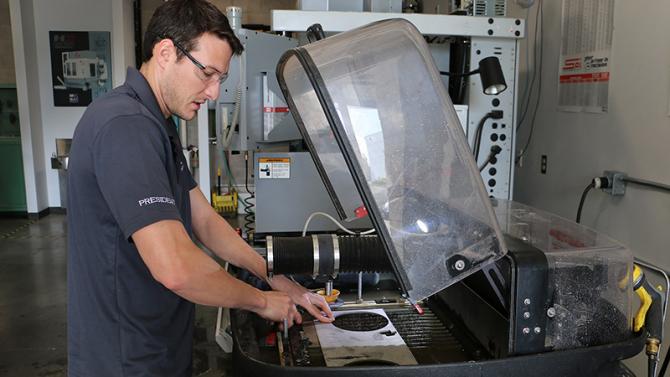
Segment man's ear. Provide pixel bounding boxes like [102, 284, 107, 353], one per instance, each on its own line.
[153, 39, 174, 70]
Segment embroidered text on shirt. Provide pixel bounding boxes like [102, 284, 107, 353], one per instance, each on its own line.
[138, 196, 176, 207]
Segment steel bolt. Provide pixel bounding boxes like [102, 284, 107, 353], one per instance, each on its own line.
[522, 327, 530, 334]
[523, 312, 531, 319]
[547, 307, 556, 318]
[454, 260, 466, 271]
[523, 298, 531, 305]
[534, 327, 541, 334]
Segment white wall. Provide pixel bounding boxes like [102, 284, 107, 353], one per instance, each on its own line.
[33, 0, 113, 207]
[112, 0, 136, 88]
[509, 1, 670, 373]
[512, 0, 670, 274]
[10, 0, 134, 212]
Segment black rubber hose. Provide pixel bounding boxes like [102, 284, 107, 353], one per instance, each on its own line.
[575, 181, 595, 224]
[268, 235, 392, 276]
[339, 235, 391, 273]
[272, 237, 314, 276]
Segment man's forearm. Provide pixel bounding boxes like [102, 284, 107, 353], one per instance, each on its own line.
[167, 240, 268, 310]
[195, 213, 268, 281]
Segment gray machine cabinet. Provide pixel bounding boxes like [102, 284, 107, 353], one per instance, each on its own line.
[217, 29, 301, 152]
[254, 152, 372, 234]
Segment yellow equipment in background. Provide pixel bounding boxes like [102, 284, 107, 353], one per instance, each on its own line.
[212, 168, 238, 216]
[212, 189, 238, 216]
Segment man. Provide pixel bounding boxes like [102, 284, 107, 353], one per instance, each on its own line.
[67, 1, 333, 376]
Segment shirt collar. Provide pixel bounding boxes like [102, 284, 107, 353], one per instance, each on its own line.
[124, 66, 169, 124]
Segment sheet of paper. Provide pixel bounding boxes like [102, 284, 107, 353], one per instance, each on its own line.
[558, 0, 615, 113]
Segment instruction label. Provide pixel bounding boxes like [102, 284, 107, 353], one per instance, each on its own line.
[258, 158, 290, 179]
[558, 0, 614, 113]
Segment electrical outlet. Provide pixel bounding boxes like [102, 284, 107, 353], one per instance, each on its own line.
[602, 170, 627, 196]
[540, 155, 547, 174]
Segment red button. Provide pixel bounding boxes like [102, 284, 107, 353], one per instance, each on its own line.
[354, 206, 368, 218]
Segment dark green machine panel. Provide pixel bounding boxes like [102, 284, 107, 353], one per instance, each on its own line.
[0, 86, 20, 137]
[0, 86, 26, 212]
[0, 137, 27, 212]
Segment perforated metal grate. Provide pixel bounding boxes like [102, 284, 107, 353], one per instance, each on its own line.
[332, 312, 389, 332]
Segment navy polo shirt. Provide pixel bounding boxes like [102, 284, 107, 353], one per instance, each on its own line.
[67, 67, 198, 377]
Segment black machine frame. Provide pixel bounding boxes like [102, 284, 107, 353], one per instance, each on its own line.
[231, 236, 645, 376]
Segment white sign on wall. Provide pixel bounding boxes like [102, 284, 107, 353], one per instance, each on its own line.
[557, 0, 614, 113]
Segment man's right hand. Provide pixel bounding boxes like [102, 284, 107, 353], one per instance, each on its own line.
[256, 291, 301, 327]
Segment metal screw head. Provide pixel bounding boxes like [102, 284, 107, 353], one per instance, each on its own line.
[523, 298, 531, 305]
[547, 307, 556, 318]
[522, 327, 530, 334]
[454, 260, 466, 271]
[523, 312, 531, 319]
[534, 327, 541, 334]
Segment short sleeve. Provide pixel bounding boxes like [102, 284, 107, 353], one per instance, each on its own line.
[93, 115, 182, 240]
[179, 156, 198, 191]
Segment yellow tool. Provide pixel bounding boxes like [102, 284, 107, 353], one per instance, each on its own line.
[633, 264, 652, 332]
[632, 264, 664, 377]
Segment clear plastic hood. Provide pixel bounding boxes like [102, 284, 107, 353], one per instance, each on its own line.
[277, 19, 506, 301]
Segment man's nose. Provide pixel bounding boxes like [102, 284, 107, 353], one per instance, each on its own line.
[203, 80, 220, 101]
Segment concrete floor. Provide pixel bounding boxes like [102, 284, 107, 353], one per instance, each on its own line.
[0, 214, 233, 376]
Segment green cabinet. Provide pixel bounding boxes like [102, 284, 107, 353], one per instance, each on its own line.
[0, 137, 27, 212]
[0, 86, 26, 212]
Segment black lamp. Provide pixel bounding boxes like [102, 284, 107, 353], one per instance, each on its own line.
[440, 56, 507, 95]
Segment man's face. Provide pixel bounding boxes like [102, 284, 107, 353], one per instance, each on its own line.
[161, 32, 233, 120]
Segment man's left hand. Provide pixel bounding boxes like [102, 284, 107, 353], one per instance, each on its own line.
[269, 275, 335, 323]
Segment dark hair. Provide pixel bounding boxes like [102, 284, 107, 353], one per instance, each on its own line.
[142, 0, 244, 63]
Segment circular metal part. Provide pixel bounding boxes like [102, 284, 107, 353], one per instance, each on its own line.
[332, 234, 340, 278]
[523, 298, 531, 305]
[534, 327, 541, 334]
[312, 235, 319, 277]
[522, 327, 530, 335]
[333, 312, 389, 332]
[547, 307, 556, 318]
[523, 312, 530, 319]
[454, 260, 466, 271]
[266, 236, 274, 275]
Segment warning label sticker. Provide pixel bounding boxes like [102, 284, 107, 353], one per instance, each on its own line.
[258, 158, 290, 179]
[557, 0, 614, 113]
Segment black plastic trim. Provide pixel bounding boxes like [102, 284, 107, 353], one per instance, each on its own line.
[275, 49, 347, 220]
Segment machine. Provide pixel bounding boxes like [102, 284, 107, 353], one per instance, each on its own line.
[226, 19, 660, 377]
[195, 6, 524, 231]
[59, 51, 109, 95]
